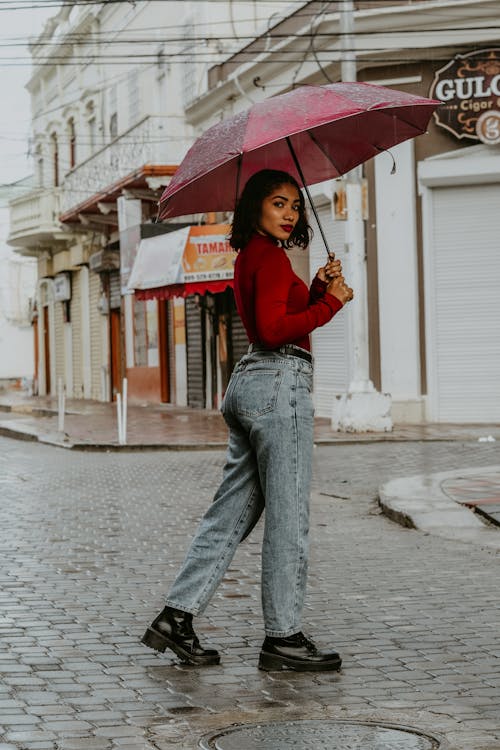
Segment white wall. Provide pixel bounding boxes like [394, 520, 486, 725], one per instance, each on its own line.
[0, 203, 36, 379]
[374, 140, 422, 419]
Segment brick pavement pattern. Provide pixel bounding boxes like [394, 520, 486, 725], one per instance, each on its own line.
[0, 435, 499, 750]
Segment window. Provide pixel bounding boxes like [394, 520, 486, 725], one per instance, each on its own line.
[67, 117, 76, 168]
[51, 132, 59, 187]
[35, 144, 44, 187]
[86, 101, 96, 154]
[109, 112, 118, 139]
[108, 84, 118, 140]
[127, 70, 140, 126]
[181, 19, 197, 106]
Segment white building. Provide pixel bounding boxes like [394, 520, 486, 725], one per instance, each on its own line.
[9, 0, 292, 405]
[0, 183, 36, 385]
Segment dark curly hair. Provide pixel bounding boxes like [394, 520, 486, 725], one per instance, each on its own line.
[229, 169, 312, 251]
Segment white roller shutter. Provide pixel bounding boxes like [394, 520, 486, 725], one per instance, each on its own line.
[429, 183, 500, 422]
[309, 202, 350, 417]
[89, 272, 102, 400]
[70, 270, 83, 399]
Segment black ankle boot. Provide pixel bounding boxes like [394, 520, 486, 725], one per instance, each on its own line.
[141, 606, 220, 666]
[258, 631, 341, 672]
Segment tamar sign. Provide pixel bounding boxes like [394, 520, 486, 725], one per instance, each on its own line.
[430, 49, 500, 145]
[182, 225, 234, 283]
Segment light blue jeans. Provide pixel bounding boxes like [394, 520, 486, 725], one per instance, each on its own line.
[165, 348, 314, 637]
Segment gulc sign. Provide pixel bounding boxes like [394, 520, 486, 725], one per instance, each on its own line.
[430, 49, 500, 143]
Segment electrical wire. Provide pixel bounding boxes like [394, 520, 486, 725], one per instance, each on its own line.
[3, 26, 498, 45]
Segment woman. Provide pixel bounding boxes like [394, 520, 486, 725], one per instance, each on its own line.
[142, 169, 353, 671]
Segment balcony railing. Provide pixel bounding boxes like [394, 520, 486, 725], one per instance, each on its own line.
[8, 188, 63, 251]
[60, 116, 187, 214]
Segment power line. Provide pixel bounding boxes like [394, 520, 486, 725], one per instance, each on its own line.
[3, 26, 498, 45]
[0, 47, 491, 66]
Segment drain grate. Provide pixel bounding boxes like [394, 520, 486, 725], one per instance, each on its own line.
[199, 719, 441, 750]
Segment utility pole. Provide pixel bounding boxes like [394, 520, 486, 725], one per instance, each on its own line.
[331, 0, 392, 431]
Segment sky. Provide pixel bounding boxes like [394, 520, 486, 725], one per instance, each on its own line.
[1, 0, 56, 188]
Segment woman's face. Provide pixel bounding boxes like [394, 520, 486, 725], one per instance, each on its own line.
[257, 182, 301, 242]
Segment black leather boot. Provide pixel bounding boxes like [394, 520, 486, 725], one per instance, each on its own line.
[258, 631, 342, 672]
[141, 606, 220, 666]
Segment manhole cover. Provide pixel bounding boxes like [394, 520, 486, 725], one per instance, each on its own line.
[199, 720, 441, 750]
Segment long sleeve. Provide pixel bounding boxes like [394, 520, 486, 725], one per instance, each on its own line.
[309, 275, 327, 303]
[254, 247, 343, 349]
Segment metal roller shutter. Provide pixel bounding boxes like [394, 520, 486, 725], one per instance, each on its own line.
[429, 183, 500, 422]
[89, 272, 102, 401]
[109, 270, 121, 309]
[309, 202, 350, 417]
[54, 300, 64, 387]
[70, 269, 83, 399]
[186, 295, 205, 408]
[230, 303, 249, 367]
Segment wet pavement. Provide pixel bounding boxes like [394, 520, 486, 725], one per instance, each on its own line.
[0, 435, 499, 749]
[1, 390, 500, 449]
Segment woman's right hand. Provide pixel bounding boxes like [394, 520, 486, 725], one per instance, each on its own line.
[326, 274, 354, 306]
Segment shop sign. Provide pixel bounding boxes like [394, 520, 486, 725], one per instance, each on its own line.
[128, 224, 235, 293]
[54, 272, 71, 302]
[182, 225, 234, 283]
[430, 49, 500, 144]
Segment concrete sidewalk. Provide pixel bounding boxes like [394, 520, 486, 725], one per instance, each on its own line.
[379, 466, 500, 549]
[1, 389, 500, 450]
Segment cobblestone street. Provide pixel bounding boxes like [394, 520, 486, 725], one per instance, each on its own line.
[0, 435, 499, 750]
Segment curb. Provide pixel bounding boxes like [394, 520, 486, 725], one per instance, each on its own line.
[379, 466, 500, 549]
[0, 423, 227, 452]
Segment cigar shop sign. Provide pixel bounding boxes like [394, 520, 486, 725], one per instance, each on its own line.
[430, 49, 500, 145]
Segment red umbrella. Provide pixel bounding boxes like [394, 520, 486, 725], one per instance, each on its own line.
[159, 82, 438, 249]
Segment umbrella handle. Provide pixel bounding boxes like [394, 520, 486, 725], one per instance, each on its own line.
[285, 136, 331, 259]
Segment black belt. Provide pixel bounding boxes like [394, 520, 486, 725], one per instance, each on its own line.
[249, 343, 312, 364]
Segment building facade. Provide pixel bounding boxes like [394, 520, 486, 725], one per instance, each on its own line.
[9, 0, 288, 405]
[184, 0, 500, 424]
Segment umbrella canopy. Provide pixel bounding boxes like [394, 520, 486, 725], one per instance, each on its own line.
[159, 82, 439, 221]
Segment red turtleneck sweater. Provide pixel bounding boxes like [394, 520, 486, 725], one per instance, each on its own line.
[233, 233, 343, 352]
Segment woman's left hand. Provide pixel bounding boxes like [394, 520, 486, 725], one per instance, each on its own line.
[317, 255, 342, 283]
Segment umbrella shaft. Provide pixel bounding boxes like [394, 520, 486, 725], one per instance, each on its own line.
[285, 137, 331, 258]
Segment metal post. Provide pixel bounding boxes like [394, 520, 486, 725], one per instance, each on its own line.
[340, 0, 356, 84]
[57, 377, 65, 434]
[116, 393, 123, 445]
[122, 378, 128, 445]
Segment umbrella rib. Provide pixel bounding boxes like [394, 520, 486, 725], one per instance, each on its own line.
[306, 130, 343, 175]
[235, 153, 243, 207]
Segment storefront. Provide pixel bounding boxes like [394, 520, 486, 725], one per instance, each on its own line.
[129, 223, 248, 409]
[359, 47, 500, 423]
[58, 165, 178, 404]
[419, 146, 500, 422]
[421, 49, 500, 422]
